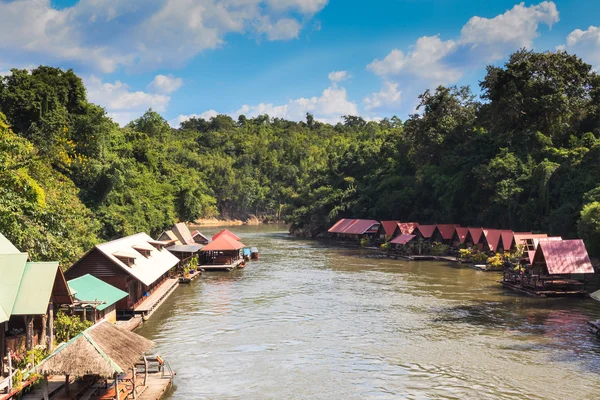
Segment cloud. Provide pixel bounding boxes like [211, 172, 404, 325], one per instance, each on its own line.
[0, 0, 328, 73]
[85, 75, 171, 126]
[367, 1, 559, 85]
[148, 74, 183, 94]
[561, 26, 600, 70]
[174, 75, 357, 126]
[169, 110, 219, 127]
[363, 81, 401, 111]
[328, 70, 350, 82]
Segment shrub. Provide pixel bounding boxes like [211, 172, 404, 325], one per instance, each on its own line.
[54, 312, 93, 343]
[486, 253, 504, 268]
[432, 242, 449, 256]
[359, 237, 370, 247]
[380, 242, 391, 250]
[472, 251, 488, 263]
[459, 248, 472, 259]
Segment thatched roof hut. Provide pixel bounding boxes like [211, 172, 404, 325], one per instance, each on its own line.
[37, 320, 154, 378]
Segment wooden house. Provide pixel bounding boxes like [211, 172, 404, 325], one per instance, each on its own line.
[191, 230, 210, 244]
[66, 274, 128, 324]
[499, 230, 516, 253]
[390, 234, 416, 253]
[64, 233, 179, 314]
[482, 229, 502, 253]
[452, 227, 469, 248]
[212, 229, 241, 241]
[464, 227, 484, 250]
[377, 221, 400, 241]
[502, 239, 595, 296]
[412, 225, 437, 241]
[327, 219, 380, 241]
[199, 235, 246, 271]
[390, 222, 419, 240]
[436, 224, 460, 245]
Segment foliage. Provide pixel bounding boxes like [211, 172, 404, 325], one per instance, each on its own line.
[54, 312, 92, 343]
[380, 242, 391, 250]
[486, 253, 504, 268]
[472, 251, 488, 263]
[431, 242, 449, 256]
[359, 237, 370, 247]
[459, 248, 472, 260]
[578, 201, 600, 257]
[12, 369, 23, 388]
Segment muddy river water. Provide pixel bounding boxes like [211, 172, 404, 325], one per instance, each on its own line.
[137, 225, 600, 399]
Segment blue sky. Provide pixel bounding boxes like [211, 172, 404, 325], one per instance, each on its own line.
[1, 0, 600, 126]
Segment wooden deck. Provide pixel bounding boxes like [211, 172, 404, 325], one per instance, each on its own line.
[134, 279, 179, 320]
[500, 281, 588, 297]
[200, 258, 244, 271]
[138, 373, 173, 400]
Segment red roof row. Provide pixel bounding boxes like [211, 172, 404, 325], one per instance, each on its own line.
[328, 219, 380, 235]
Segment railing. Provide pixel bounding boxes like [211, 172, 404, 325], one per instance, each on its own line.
[161, 360, 175, 379]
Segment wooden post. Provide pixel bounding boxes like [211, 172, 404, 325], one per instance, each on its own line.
[115, 373, 120, 400]
[41, 314, 47, 350]
[7, 350, 12, 392]
[143, 356, 148, 386]
[65, 374, 70, 392]
[42, 374, 50, 400]
[25, 316, 33, 351]
[0, 322, 4, 375]
[48, 300, 54, 351]
[83, 307, 87, 323]
[132, 367, 136, 399]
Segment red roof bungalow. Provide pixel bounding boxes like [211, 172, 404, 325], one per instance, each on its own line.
[212, 229, 241, 242]
[412, 225, 437, 241]
[327, 219, 380, 240]
[503, 239, 595, 296]
[464, 228, 484, 250]
[412, 224, 459, 244]
[391, 222, 419, 239]
[377, 220, 400, 241]
[482, 229, 502, 253]
[452, 227, 469, 247]
[436, 224, 460, 245]
[499, 230, 516, 252]
[199, 235, 247, 271]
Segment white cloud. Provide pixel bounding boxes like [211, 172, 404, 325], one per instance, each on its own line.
[0, 0, 328, 73]
[148, 74, 183, 94]
[328, 70, 350, 82]
[170, 110, 219, 127]
[561, 26, 600, 70]
[367, 1, 559, 85]
[363, 81, 401, 111]
[85, 75, 171, 125]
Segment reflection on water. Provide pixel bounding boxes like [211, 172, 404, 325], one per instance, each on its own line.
[136, 225, 600, 399]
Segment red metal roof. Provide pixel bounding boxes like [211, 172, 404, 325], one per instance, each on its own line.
[390, 234, 416, 245]
[414, 225, 436, 239]
[483, 229, 502, 252]
[467, 228, 484, 244]
[380, 220, 401, 236]
[513, 232, 546, 245]
[327, 219, 380, 235]
[454, 227, 469, 243]
[534, 239, 594, 274]
[201, 235, 246, 251]
[436, 224, 460, 240]
[500, 230, 515, 250]
[397, 222, 419, 235]
[212, 229, 241, 241]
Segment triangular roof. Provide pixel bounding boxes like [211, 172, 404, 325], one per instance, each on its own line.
[0, 232, 21, 254]
[327, 219, 380, 235]
[414, 225, 436, 239]
[0, 253, 28, 323]
[436, 224, 460, 240]
[467, 228, 484, 244]
[191, 230, 210, 243]
[483, 229, 502, 252]
[454, 227, 469, 243]
[172, 222, 195, 245]
[157, 230, 181, 245]
[68, 274, 128, 312]
[380, 221, 400, 236]
[513, 232, 546, 246]
[37, 320, 154, 378]
[201, 235, 246, 251]
[212, 229, 241, 241]
[533, 239, 594, 274]
[500, 230, 515, 250]
[390, 234, 416, 245]
[395, 222, 419, 235]
[12, 262, 72, 315]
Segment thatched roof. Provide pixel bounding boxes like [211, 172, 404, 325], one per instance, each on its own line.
[37, 321, 154, 378]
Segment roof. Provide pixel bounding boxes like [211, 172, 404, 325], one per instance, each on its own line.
[250, 247, 259, 253]
[467, 228, 484, 244]
[483, 229, 502, 252]
[0, 232, 20, 254]
[92, 233, 179, 286]
[380, 221, 400, 236]
[436, 224, 459, 240]
[0, 253, 28, 323]
[37, 320, 154, 378]
[172, 222, 195, 245]
[390, 234, 416, 245]
[191, 230, 210, 243]
[12, 262, 65, 315]
[212, 229, 241, 241]
[454, 227, 469, 243]
[327, 219, 380, 235]
[166, 244, 203, 253]
[513, 232, 547, 245]
[534, 239, 594, 274]
[157, 230, 181, 245]
[414, 225, 436, 239]
[68, 274, 128, 312]
[500, 230, 515, 250]
[201, 235, 246, 251]
[396, 222, 419, 235]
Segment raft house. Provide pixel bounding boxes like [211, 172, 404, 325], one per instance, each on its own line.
[327, 219, 380, 242]
[64, 233, 180, 320]
[501, 239, 595, 297]
[199, 230, 247, 271]
[66, 274, 129, 324]
[160, 223, 204, 274]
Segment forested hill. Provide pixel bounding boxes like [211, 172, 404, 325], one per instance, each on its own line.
[1, 49, 600, 266]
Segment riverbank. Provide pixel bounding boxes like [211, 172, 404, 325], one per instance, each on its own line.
[193, 217, 285, 226]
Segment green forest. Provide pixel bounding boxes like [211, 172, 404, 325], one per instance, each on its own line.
[1, 49, 600, 266]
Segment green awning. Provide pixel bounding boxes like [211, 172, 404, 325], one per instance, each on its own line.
[68, 274, 128, 311]
[0, 253, 28, 323]
[12, 262, 60, 315]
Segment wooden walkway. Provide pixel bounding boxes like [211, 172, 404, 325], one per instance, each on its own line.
[200, 258, 244, 271]
[138, 373, 173, 400]
[134, 279, 179, 319]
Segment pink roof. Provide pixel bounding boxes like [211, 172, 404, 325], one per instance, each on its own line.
[534, 239, 594, 274]
[212, 229, 241, 241]
[380, 220, 400, 236]
[436, 224, 460, 240]
[415, 225, 436, 239]
[328, 219, 380, 235]
[201, 235, 246, 251]
[513, 232, 546, 245]
[454, 227, 469, 243]
[483, 229, 502, 252]
[396, 222, 419, 235]
[500, 230, 515, 250]
[467, 228, 484, 244]
[390, 234, 416, 245]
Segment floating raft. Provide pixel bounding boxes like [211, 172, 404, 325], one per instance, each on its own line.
[200, 258, 245, 271]
[499, 281, 588, 297]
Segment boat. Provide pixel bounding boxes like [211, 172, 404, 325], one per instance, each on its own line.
[250, 247, 259, 260]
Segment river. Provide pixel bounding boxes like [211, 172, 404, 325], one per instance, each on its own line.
[137, 224, 600, 399]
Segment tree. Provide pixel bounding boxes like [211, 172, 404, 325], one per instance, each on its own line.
[578, 201, 600, 257]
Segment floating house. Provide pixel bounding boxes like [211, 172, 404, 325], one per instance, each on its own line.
[327, 219, 380, 241]
[199, 235, 247, 271]
[65, 233, 179, 315]
[412, 225, 437, 241]
[499, 230, 516, 252]
[191, 230, 210, 244]
[67, 274, 128, 324]
[158, 223, 204, 265]
[212, 229, 242, 241]
[377, 220, 400, 241]
[482, 229, 502, 253]
[0, 233, 72, 379]
[436, 224, 460, 245]
[464, 227, 484, 250]
[502, 239, 595, 296]
[390, 222, 419, 239]
[452, 227, 469, 247]
[390, 234, 416, 252]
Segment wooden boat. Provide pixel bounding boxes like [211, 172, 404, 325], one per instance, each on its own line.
[250, 247, 259, 260]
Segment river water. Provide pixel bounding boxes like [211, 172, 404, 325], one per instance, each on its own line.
[137, 225, 600, 399]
